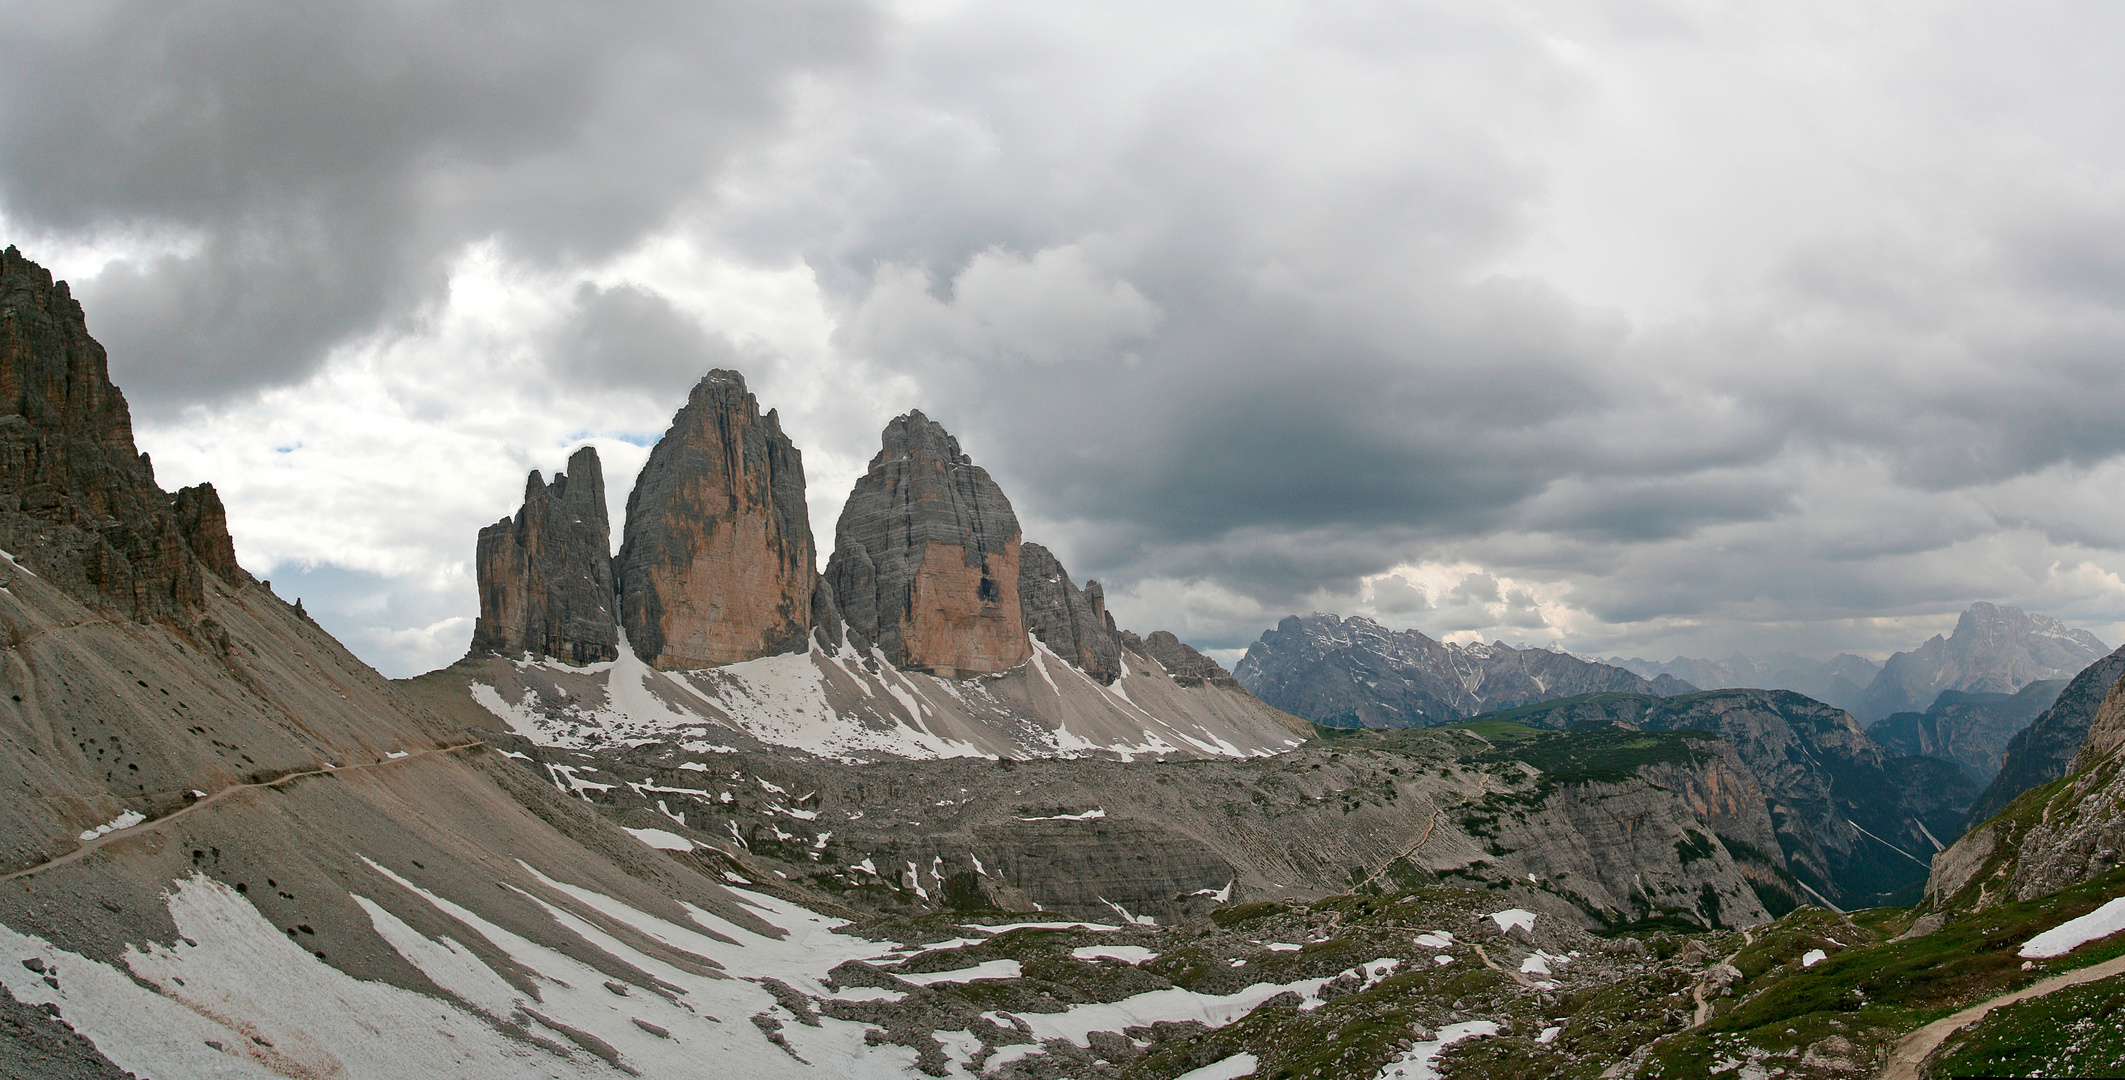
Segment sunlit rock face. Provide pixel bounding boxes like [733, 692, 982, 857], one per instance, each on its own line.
[0, 246, 243, 620]
[827, 411, 1030, 677]
[471, 446, 617, 665]
[616, 370, 818, 669]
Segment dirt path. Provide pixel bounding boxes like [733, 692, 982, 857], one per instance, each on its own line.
[1, 741, 485, 885]
[1878, 951, 2125, 1079]
[1691, 929, 1754, 1027]
[1356, 799, 1442, 894]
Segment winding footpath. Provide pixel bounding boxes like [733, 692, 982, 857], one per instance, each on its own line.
[1877, 951, 2125, 1079]
[0, 741, 485, 885]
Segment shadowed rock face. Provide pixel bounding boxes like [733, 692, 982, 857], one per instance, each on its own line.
[0, 246, 242, 621]
[1966, 646, 2125, 828]
[1017, 541, 1121, 683]
[471, 446, 617, 665]
[827, 411, 1029, 677]
[616, 370, 816, 669]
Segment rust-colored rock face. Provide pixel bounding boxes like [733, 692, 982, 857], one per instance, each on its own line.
[472, 446, 617, 665]
[0, 246, 243, 620]
[826, 411, 1030, 677]
[616, 371, 816, 668]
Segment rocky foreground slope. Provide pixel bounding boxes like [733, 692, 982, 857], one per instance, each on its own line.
[1234, 613, 1693, 728]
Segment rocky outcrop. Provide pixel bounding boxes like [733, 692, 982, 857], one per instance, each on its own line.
[1967, 646, 2125, 828]
[0, 247, 242, 622]
[826, 411, 1029, 677]
[1017, 541, 1121, 682]
[1854, 603, 2108, 722]
[1122, 629, 1241, 689]
[1234, 613, 1688, 727]
[1867, 680, 2066, 785]
[615, 370, 816, 669]
[470, 446, 617, 665]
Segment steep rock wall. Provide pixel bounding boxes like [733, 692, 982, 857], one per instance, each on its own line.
[1017, 541, 1122, 683]
[616, 370, 816, 668]
[826, 411, 1028, 676]
[471, 445, 617, 665]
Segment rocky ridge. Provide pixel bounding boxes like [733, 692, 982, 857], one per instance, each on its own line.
[1967, 644, 2125, 827]
[0, 245, 242, 622]
[1017, 540, 1122, 684]
[471, 445, 619, 665]
[1853, 602, 2107, 722]
[1234, 612, 1692, 728]
[1610, 652, 1882, 717]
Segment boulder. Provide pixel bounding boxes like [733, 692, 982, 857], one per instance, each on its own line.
[615, 370, 816, 668]
[826, 411, 1029, 676]
[471, 445, 617, 665]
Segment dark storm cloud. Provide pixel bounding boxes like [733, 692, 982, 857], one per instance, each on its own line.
[0, 0, 874, 409]
[545, 283, 752, 398]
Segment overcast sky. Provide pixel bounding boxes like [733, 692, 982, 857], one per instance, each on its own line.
[6, 0, 2125, 676]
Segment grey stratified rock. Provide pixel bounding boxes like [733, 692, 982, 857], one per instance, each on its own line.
[0, 246, 244, 621]
[826, 411, 1029, 677]
[616, 371, 817, 669]
[1234, 613, 1686, 727]
[1017, 541, 1121, 683]
[470, 446, 617, 665]
[1853, 603, 2108, 722]
[1967, 646, 2125, 828]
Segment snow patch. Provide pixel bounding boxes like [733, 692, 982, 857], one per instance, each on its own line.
[2020, 896, 2125, 958]
[78, 810, 146, 842]
[1375, 1020, 1499, 1079]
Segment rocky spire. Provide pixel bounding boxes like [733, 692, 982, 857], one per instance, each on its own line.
[826, 411, 1030, 677]
[615, 370, 817, 668]
[0, 246, 242, 620]
[1017, 541, 1122, 683]
[471, 445, 617, 665]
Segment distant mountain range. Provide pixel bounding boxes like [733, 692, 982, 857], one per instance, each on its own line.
[1232, 613, 1693, 728]
[1611, 603, 2108, 726]
[1607, 652, 1881, 716]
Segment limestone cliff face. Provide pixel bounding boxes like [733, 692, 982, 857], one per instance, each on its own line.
[471, 446, 616, 665]
[1017, 541, 1121, 682]
[826, 411, 1029, 676]
[615, 371, 816, 669]
[0, 246, 243, 621]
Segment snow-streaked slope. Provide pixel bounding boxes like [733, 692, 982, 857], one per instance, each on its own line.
[445, 631, 1308, 762]
[0, 847, 1393, 1079]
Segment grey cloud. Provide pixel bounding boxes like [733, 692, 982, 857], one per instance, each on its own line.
[0, 0, 874, 410]
[546, 283, 751, 399]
